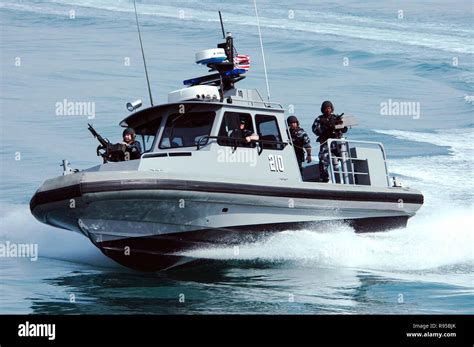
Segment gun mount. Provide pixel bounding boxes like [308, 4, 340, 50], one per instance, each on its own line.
[88, 124, 128, 163]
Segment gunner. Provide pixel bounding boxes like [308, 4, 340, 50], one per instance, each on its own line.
[312, 101, 348, 182]
[122, 127, 142, 160]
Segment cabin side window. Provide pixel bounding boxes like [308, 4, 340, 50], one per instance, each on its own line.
[255, 114, 284, 150]
[136, 116, 162, 153]
[217, 112, 255, 147]
[159, 111, 215, 149]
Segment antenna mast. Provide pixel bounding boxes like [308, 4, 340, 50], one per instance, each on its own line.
[218, 11, 226, 39]
[253, 0, 270, 101]
[133, 0, 154, 106]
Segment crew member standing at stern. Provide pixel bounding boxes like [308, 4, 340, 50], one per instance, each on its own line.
[287, 115, 312, 172]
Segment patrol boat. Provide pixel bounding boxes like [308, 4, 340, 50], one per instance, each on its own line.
[30, 29, 423, 271]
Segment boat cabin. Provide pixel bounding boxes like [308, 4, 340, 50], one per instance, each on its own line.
[117, 86, 391, 188]
[108, 33, 392, 188]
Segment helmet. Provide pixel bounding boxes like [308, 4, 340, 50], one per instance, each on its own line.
[321, 100, 334, 113]
[287, 115, 299, 125]
[123, 127, 136, 139]
[239, 117, 246, 125]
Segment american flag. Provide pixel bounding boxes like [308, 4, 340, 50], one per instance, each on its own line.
[234, 54, 250, 71]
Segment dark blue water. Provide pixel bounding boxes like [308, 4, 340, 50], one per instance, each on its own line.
[1, 0, 473, 314]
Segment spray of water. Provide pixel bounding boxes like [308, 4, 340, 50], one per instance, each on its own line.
[0, 204, 117, 268]
[181, 206, 473, 270]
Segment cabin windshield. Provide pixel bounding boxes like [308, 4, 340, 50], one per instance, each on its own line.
[256, 114, 284, 150]
[135, 116, 163, 153]
[159, 111, 216, 149]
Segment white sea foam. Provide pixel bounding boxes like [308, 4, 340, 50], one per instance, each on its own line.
[373, 129, 474, 205]
[0, 204, 117, 268]
[464, 95, 474, 105]
[181, 206, 474, 273]
[1, 0, 472, 54]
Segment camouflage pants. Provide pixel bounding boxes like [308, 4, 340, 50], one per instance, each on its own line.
[318, 142, 341, 181]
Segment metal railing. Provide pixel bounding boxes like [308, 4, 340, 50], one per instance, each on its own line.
[326, 139, 390, 186]
[228, 98, 284, 109]
[225, 89, 284, 109]
[197, 135, 288, 154]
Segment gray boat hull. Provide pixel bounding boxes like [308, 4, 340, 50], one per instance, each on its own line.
[30, 172, 422, 271]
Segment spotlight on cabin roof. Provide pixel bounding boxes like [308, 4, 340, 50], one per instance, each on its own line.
[126, 99, 142, 112]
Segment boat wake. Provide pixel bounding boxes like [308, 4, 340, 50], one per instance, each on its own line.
[181, 205, 473, 272]
[1, 0, 472, 54]
[0, 203, 118, 268]
[373, 128, 474, 205]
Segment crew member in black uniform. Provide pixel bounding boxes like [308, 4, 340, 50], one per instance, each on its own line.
[312, 100, 347, 182]
[229, 118, 259, 145]
[122, 127, 142, 160]
[287, 115, 312, 172]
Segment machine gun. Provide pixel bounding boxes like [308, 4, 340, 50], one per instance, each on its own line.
[332, 113, 358, 130]
[88, 123, 109, 149]
[87, 124, 127, 163]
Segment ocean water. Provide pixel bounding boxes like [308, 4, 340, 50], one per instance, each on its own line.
[0, 0, 473, 314]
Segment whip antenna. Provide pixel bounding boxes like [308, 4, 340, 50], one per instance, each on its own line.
[253, 0, 270, 101]
[218, 11, 226, 39]
[133, 0, 154, 106]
